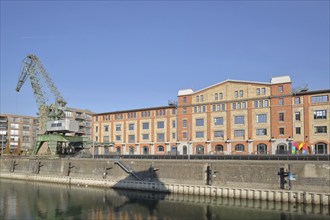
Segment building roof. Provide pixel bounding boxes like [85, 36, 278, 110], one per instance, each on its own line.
[94, 105, 176, 116]
[270, 75, 291, 84]
[178, 76, 292, 96]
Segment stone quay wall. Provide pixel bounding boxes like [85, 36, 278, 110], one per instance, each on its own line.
[0, 157, 329, 205]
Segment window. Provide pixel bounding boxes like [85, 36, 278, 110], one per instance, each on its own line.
[315, 143, 328, 155]
[241, 102, 246, 109]
[196, 131, 204, 138]
[215, 93, 218, 100]
[279, 128, 285, 135]
[104, 125, 109, 132]
[115, 135, 121, 141]
[196, 118, 204, 126]
[239, 90, 243, 97]
[256, 114, 267, 123]
[142, 134, 149, 140]
[157, 121, 165, 129]
[235, 144, 244, 151]
[264, 100, 269, 107]
[172, 133, 176, 139]
[261, 88, 266, 95]
[296, 127, 301, 134]
[295, 112, 301, 121]
[314, 126, 327, 134]
[183, 107, 187, 114]
[256, 88, 260, 95]
[234, 130, 244, 137]
[219, 93, 223, 99]
[158, 146, 164, 152]
[234, 91, 238, 98]
[183, 97, 187, 104]
[183, 120, 187, 128]
[172, 109, 176, 115]
[214, 130, 224, 138]
[157, 133, 165, 142]
[295, 97, 300, 104]
[256, 129, 267, 136]
[129, 123, 134, 131]
[254, 101, 258, 108]
[232, 103, 236, 110]
[259, 100, 263, 108]
[142, 122, 149, 130]
[128, 135, 135, 143]
[22, 136, 29, 142]
[183, 132, 187, 139]
[172, 120, 176, 128]
[23, 125, 30, 130]
[95, 126, 98, 132]
[279, 112, 284, 121]
[234, 116, 244, 124]
[103, 136, 109, 142]
[278, 85, 283, 93]
[196, 95, 199, 102]
[116, 124, 121, 131]
[200, 95, 204, 102]
[214, 117, 223, 125]
[314, 110, 327, 119]
[278, 98, 283, 105]
[215, 145, 223, 152]
[311, 95, 328, 103]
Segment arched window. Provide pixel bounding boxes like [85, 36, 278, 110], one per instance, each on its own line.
[183, 145, 187, 155]
[158, 146, 164, 152]
[143, 146, 149, 155]
[129, 146, 134, 155]
[215, 145, 223, 154]
[257, 144, 267, 154]
[235, 144, 244, 151]
[315, 142, 328, 155]
[196, 145, 204, 155]
[104, 146, 109, 155]
[116, 146, 121, 155]
[276, 143, 287, 154]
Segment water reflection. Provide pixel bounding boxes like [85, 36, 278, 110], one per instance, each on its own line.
[0, 179, 329, 220]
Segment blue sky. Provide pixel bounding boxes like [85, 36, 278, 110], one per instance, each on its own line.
[1, 1, 329, 116]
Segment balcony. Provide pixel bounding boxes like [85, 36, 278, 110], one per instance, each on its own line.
[0, 118, 8, 123]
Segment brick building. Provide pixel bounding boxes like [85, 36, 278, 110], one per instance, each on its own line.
[93, 76, 329, 155]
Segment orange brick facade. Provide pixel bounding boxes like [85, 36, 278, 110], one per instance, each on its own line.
[92, 76, 330, 155]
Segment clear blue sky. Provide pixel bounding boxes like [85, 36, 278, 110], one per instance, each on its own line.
[1, 1, 329, 117]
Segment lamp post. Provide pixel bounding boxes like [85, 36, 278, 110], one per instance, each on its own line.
[1, 135, 4, 158]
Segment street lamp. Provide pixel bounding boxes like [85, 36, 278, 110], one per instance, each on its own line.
[1, 135, 4, 158]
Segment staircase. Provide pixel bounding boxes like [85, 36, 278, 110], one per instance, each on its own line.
[115, 160, 142, 181]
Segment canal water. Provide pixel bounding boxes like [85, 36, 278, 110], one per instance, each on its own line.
[0, 179, 329, 220]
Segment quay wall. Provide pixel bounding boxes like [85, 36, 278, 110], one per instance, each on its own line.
[0, 158, 329, 205]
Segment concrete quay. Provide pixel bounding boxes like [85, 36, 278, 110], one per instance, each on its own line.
[0, 171, 329, 206]
[0, 157, 329, 206]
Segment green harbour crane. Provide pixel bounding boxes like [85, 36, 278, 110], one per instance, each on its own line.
[16, 54, 86, 156]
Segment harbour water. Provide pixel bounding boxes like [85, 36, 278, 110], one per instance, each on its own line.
[0, 178, 329, 220]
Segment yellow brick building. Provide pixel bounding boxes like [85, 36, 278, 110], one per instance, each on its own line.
[93, 76, 329, 155]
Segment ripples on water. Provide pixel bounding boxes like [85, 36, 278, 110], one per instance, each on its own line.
[0, 179, 329, 220]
